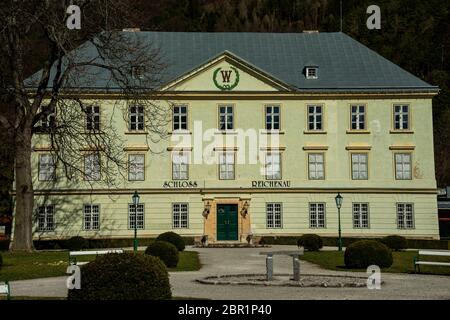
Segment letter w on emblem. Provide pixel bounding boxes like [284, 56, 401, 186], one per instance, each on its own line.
[220, 70, 232, 83]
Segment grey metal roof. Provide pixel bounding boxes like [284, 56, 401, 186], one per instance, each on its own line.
[25, 31, 438, 93]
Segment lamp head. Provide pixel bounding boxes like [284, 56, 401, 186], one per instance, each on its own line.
[335, 192, 343, 209]
[132, 190, 140, 206]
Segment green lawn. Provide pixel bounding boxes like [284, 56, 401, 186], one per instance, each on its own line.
[0, 250, 201, 282]
[300, 250, 450, 275]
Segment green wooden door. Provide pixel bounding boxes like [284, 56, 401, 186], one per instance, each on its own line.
[216, 204, 238, 241]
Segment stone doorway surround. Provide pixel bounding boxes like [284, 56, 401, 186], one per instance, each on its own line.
[202, 197, 251, 243]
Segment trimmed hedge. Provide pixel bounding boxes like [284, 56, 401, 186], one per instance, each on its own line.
[380, 235, 408, 251]
[297, 234, 323, 251]
[32, 237, 195, 251]
[156, 232, 185, 251]
[344, 240, 393, 269]
[67, 253, 171, 300]
[145, 241, 179, 268]
[258, 236, 449, 250]
[65, 236, 89, 251]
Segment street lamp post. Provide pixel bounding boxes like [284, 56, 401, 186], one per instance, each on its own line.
[132, 190, 140, 254]
[335, 192, 343, 252]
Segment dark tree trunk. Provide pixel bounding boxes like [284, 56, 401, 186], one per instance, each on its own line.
[10, 127, 34, 251]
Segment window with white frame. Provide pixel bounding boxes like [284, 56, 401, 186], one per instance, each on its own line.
[265, 105, 280, 130]
[38, 205, 55, 231]
[308, 153, 325, 180]
[84, 153, 100, 181]
[129, 105, 144, 131]
[83, 204, 100, 230]
[393, 104, 410, 130]
[307, 105, 323, 131]
[172, 203, 188, 228]
[219, 152, 235, 180]
[36, 105, 56, 132]
[306, 67, 318, 79]
[266, 203, 282, 228]
[218, 105, 234, 130]
[265, 152, 281, 180]
[351, 153, 368, 180]
[173, 105, 188, 131]
[39, 154, 56, 181]
[353, 203, 369, 228]
[85, 105, 100, 131]
[128, 203, 144, 229]
[395, 153, 412, 180]
[172, 152, 189, 180]
[397, 203, 414, 229]
[128, 154, 145, 181]
[309, 203, 325, 228]
[350, 104, 366, 130]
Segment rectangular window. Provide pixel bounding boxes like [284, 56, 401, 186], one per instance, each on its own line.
[353, 203, 369, 228]
[309, 203, 326, 228]
[38, 154, 56, 181]
[265, 152, 281, 180]
[306, 67, 318, 79]
[128, 154, 145, 181]
[84, 153, 100, 181]
[38, 205, 54, 231]
[266, 203, 282, 228]
[397, 203, 414, 229]
[307, 105, 323, 131]
[172, 152, 189, 180]
[393, 104, 410, 130]
[395, 153, 412, 180]
[85, 106, 100, 131]
[351, 153, 368, 180]
[172, 203, 189, 229]
[128, 203, 144, 230]
[308, 153, 325, 180]
[37, 105, 56, 132]
[218, 105, 234, 130]
[83, 204, 100, 230]
[265, 105, 280, 130]
[219, 152, 235, 180]
[173, 105, 188, 131]
[129, 105, 144, 131]
[350, 104, 366, 130]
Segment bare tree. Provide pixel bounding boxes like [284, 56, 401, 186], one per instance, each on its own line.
[0, 0, 170, 251]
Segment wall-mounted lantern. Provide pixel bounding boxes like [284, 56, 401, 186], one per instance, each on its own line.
[240, 201, 250, 217]
[202, 201, 211, 218]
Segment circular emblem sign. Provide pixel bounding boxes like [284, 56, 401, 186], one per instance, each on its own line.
[213, 66, 240, 91]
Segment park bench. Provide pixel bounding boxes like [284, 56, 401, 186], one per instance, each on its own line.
[0, 282, 10, 300]
[259, 249, 304, 281]
[414, 250, 450, 273]
[69, 249, 124, 265]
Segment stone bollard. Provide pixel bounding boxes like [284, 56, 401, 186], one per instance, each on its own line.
[266, 254, 273, 281]
[293, 256, 300, 281]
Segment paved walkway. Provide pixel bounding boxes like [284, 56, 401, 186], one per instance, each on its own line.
[9, 245, 450, 299]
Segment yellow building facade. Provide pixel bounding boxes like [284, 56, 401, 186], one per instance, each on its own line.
[27, 32, 440, 242]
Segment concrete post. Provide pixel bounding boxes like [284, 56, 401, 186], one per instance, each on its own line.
[266, 254, 273, 281]
[293, 256, 300, 281]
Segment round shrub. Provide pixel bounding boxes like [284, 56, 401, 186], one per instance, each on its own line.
[156, 232, 185, 251]
[297, 234, 323, 251]
[380, 235, 407, 251]
[145, 241, 179, 268]
[67, 253, 171, 300]
[65, 236, 89, 251]
[344, 240, 393, 269]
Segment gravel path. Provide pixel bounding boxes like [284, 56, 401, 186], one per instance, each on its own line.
[8, 245, 450, 299]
